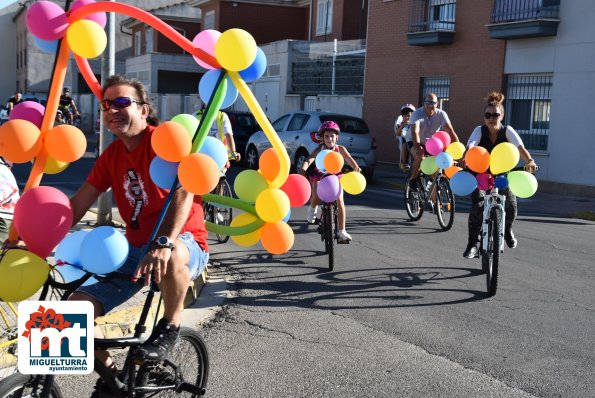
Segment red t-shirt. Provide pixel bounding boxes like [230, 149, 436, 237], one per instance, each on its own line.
[87, 125, 208, 251]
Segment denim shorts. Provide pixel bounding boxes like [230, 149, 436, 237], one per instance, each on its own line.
[76, 232, 209, 315]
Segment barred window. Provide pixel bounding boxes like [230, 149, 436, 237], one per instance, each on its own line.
[505, 74, 552, 152]
[204, 11, 215, 30]
[421, 77, 450, 112]
[409, 0, 456, 32]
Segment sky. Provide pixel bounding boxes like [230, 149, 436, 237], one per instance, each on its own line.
[0, 0, 19, 10]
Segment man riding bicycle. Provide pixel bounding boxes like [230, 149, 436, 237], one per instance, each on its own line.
[194, 104, 241, 169]
[58, 87, 80, 125]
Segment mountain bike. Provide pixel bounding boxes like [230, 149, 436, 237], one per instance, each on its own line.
[203, 174, 233, 243]
[404, 169, 455, 231]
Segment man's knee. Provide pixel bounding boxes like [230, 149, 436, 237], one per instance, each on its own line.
[69, 291, 104, 318]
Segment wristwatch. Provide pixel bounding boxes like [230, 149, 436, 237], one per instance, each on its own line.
[152, 236, 175, 250]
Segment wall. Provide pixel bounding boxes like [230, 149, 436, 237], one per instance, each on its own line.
[0, 5, 18, 101]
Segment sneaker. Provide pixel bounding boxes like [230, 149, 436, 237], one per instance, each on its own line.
[400, 163, 410, 172]
[136, 318, 180, 361]
[216, 210, 224, 224]
[337, 229, 352, 242]
[307, 206, 318, 224]
[505, 229, 517, 249]
[463, 243, 478, 259]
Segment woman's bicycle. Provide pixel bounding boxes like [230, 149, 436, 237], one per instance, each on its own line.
[203, 175, 233, 243]
[0, 262, 209, 398]
[404, 168, 455, 231]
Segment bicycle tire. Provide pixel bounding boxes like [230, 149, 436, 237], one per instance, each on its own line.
[436, 176, 455, 231]
[0, 302, 18, 378]
[483, 208, 501, 297]
[0, 373, 63, 398]
[324, 204, 335, 271]
[135, 327, 209, 397]
[215, 178, 233, 243]
[404, 177, 423, 221]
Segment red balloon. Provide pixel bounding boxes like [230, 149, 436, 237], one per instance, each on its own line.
[13, 186, 73, 258]
[280, 174, 311, 207]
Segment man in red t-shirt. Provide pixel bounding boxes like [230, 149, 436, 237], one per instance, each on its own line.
[69, 75, 209, 368]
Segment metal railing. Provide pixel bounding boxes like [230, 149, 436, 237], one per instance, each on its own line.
[490, 0, 560, 23]
[408, 0, 456, 33]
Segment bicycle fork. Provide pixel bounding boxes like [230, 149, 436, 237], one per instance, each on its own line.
[481, 193, 506, 253]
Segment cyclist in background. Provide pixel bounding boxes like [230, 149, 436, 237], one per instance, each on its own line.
[0, 157, 19, 243]
[463, 91, 538, 258]
[58, 87, 80, 125]
[6, 91, 23, 115]
[194, 104, 241, 168]
[299, 121, 361, 242]
[394, 103, 415, 172]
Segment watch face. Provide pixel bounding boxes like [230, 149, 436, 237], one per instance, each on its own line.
[158, 236, 169, 245]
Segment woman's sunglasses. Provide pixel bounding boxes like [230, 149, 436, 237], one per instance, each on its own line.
[99, 97, 144, 111]
[484, 112, 501, 119]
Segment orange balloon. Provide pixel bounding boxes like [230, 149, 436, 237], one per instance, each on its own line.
[259, 148, 280, 181]
[44, 124, 87, 162]
[465, 146, 490, 173]
[445, 165, 462, 179]
[178, 153, 220, 194]
[323, 151, 344, 174]
[151, 121, 192, 162]
[0, 119, 42, 163]
[260, 221, 294, 254]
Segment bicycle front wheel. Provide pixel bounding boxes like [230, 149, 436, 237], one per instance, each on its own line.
[323, 204, 335, 271]
[482, 208, 502, 297]
[404, 177, 423, 221]
[436, 176, 455, 231]
[215, 179, 233, 243]
[0, 373, 63, 398]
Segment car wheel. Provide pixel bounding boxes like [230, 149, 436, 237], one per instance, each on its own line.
[294, 149, 309, 173]
[246, 145, 259, 170]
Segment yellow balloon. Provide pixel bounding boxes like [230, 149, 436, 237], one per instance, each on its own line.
[340, 172, 366, 195]
[445, 142, 465, 160]
[0, 249, 50, 302]
[67, 20, 107, 59]
[255, 188, 290, 223]
[230, 213, 262, 247]
[215, 29, 257, 71]
[490, 142, 520, 175]
[43, 156, 69, 174]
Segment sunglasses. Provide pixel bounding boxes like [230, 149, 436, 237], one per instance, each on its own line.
[100, 97, 144, 111]
[425, 100, 437, 106]
[484, 112, 501, 119]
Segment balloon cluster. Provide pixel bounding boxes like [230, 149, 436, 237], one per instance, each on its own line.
[312, 149, 367, 203]
[419, 131, 465, 178]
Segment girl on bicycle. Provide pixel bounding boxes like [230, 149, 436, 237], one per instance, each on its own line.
[299, 120, 361, 242]
[463, 91, 538, 258]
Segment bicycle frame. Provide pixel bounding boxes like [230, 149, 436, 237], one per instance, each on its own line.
[481, 189, 506, 254]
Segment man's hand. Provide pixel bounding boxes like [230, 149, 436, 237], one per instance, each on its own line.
[134, 247, 172, 286]
[233, 151, 241, 161]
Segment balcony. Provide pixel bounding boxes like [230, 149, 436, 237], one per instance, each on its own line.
[407, 0, 456, 46]
[487, 0, 560, 40]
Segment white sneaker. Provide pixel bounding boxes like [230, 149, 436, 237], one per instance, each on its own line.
[307, 206, 318, 224]
[216, 210, 224, 223]
[337, 229, 352, 242]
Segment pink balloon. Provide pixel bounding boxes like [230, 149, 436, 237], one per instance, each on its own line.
[13, 186, 73, 258]
[425, 137, 444, 156]
[9, 101, 46, 128]
[71, 0, 107, 28]
[476, 172, 494, 191]
[433, 131, 451, 149]
[26, 1, 69, 41]
[280, 174, 311, 208]
[317, 174, 342, 203]
[192, 30, 221, 70]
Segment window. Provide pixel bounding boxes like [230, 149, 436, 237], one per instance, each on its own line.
[428, 0, 456, 30]
[287, 114, 310, 131]
[421, 77, 450, 112]
[145, 28, 153, 53]
[505, 74, 552, 151]
[134, 31, 141, 56]
[204, 11, 215, 30]
[272, 114, 291, 131]
[316, 0, 333, 36]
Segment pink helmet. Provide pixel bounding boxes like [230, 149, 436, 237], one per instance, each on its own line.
[318, 120, 340, 134]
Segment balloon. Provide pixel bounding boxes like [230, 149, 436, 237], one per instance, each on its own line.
[490, 142, 520, 175]
[465, 146, 490, 173]
[44, 124, 87, 162]
[317, 174, 342, 203]
[445, 165, 462, 179]
[494, 175, 509, 189]
[192, 29, 221, 70]
[215, 28, 257, 72]
[34, 37, 59, 53]
[280, 174, 311, 207]
[71, 0, 107, 28]
[255, 188, 290, 223]
[507, 171, 538, 198]
[445, 142, 465, 160]
[450, 171, 478, 196]
[425, 137, 444, 156]
[67, 20, 107, 59]
[315, 149, 332, 173]
[54, 264, 98, 286]
[199, 136, 228, 170]
[476, 172, 494, 191]
[282, 209, 291, 223]
[239, 47, 267, 83]
[26, 1, 69, 41]
[259, 148, 280, 181]
[230, 212, 262, 247]
[178, 153, 220, 194]
[149, 156, 180, 190]
[420, 156, 438, 175]
[171, 113, 199, 140]
[323, 151, 344, 174]
[43, 156, 69, 174]
[234, 169, 269, 203]
[340, 172, 366, 195]
[198, 70, 238, 110]
[0, 119, 42, 164]
[55, 230, 88, 267]
[80, 226, 129, 274]
[0, 249, 50, 302]
[13, 186, 73, 258]
[435, 152, 453, 169]
[9, 101, 45, 128]
[260, 221, 294, 254]
[433, 131, 451, 149]
[152, 121, 193, 162]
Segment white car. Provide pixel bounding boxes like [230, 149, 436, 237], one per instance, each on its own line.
[245, 111, 377, 177]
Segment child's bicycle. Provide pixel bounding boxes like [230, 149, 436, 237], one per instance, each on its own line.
[0, 264, 209, 398]
[404, 168, 455, 231]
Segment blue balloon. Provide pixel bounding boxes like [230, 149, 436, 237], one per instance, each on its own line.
[495, 175, 509, 189]
[80, 226, 129, 274]
[450, 171, 478, 196]
[55, 264, 98, 286]
[55, 231, 88, 267]
[315, 149, 332, 173]
[150, 156, 180, 190]
[34, 37, 58, 53]
[198, 70, 238, 109]
[435, 152, 453, 169]
[282, 208, 291, 222]
[239, 47, 267, 83]
[199, 136, 228, 170]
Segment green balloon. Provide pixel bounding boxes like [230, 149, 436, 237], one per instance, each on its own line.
[420, 156, 438, 175]
[507, 170, 538, 198]
[171, 114, 199, 139]
[192, 76, 227, 153]
[234, 170, 268, 203]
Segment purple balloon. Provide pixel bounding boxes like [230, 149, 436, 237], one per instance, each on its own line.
[10, 101, 46, 128]
[317, 174, 342, 203]
[71, 0, 107, 28]
[476, 172, 494, 191]
[26, 1, 69, 41]
[425, 137, 444, 156]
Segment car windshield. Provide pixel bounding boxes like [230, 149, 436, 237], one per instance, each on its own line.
[319, 115, 369, 134]
[235, 114, 258, 129]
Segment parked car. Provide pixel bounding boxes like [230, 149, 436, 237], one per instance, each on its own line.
[225, 110, 261, 161]
[245, 111, 377, 177]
